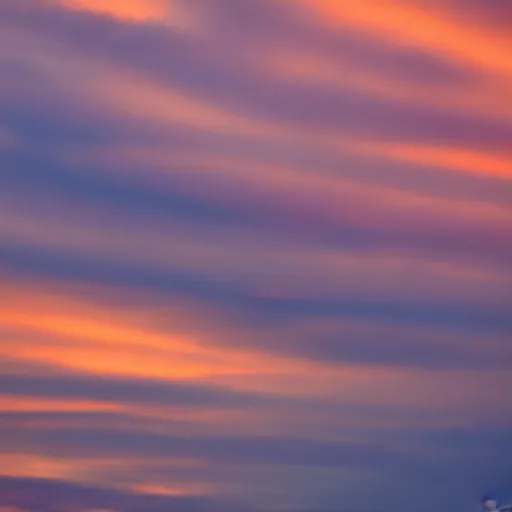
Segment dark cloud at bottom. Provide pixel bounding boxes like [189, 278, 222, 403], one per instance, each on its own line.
[0, 476, 249, 512]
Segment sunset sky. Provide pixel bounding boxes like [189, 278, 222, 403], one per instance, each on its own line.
[0, 1, 511, 510]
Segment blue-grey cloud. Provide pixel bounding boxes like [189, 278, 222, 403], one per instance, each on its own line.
[0, 370, 273, 409]
[0, 476, 247, 512]
[0, 423, 423, 471]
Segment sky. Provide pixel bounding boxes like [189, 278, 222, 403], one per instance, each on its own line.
[0, 0, 511, 510]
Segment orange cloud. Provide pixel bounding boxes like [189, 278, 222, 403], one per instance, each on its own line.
[1, 277, 510, 446]
[349, 141, 512, 180]
[57, 0, 168, 22]
[300, 0, 512, 78]
[0, 280, 314, 386]
[0, 395, 121, 413]
[0, 453, 210, 497]
[12, 22, 509, 184]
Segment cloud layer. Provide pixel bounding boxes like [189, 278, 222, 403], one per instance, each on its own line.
[0, 1, 511, 511]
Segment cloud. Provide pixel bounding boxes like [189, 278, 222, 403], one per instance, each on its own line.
[3, 0, 511, 151]
[0, 476, 243, 512]
[415, 0, 512, 35]
[2, 203, 510, 326]
[0, 0, 510, 510]
[299, 0, 512, 77]
[0, 421, 421, 470]
[54, 0, 170, 23]
[0, 370, 274, 409]
[236, 317, 512, 370]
